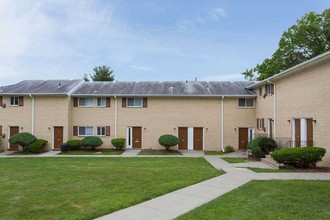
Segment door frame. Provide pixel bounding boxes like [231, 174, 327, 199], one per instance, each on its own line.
[53, 126, 64, 150]
[238, 127, 250, 150]
[126, 126, 143, 149]
[177, 127, 204, 150]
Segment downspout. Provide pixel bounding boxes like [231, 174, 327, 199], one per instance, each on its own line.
[29, 94, 35, 135]
[221, 96, 225, 152]
[114, 95, 118, 138]
[267, 79, 276, 138]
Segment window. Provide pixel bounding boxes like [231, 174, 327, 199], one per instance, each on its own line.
[238, 98, 254, 107]
[97, 98, 106, 107]
[97, 126, 106, 136]
[78, 98, 93, 107]
[10, 96, 19, 106]
[257, 118, 264, 130]
[78, 126, 93, 136]
[127, 98, 142, 107]
[265, 84, 274, 95]
[258, 87, 262, 96]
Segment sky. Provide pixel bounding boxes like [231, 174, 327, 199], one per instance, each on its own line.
[0, 0, 329, 85]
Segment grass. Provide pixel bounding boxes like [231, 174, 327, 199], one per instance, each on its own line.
[221, 157, 248, 163]
[138, 149, 182, 155]
[248, 167, 295, 173]
[0, 157, 220, 219]
[204, 151, 225, 155]
[58, 150, 124, 155]
[177, 180, 330, 220]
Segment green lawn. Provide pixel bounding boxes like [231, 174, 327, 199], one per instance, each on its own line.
[177, 180, 330, 220]
[0, 157, 220, 219]
[58, 150, 124, 155]
[138, 150, 182, 155]
[221, 157, 248, 163]
[204, 151, 225, 155]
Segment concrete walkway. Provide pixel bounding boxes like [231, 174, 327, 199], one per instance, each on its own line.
[96, 156, 330, 220]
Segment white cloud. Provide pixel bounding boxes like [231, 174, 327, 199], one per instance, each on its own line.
[209, 7, 226, 21]
[130, 65, 159, 73]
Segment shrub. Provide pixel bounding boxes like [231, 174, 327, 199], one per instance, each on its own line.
[8, 132, 37, 151]
[0, 148, 4, 153]
[224, 145, 235, 153]
[80, 136, 103, 151]
[28, 139, 48, 153]
[67, 139, 81, 150]
[111, 138, 126, 150]
[248, 136, 277, 158]
[271, 147, 326, 168]
[158, 134, 179, 151]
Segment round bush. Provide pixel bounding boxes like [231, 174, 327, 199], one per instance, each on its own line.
[81, 136, 103, 151]
[28, 139, 48, 153]
[111, 138, 126, 150]
[224, 145, 235, 153]
[158, 134, 179, 151]
[248, 136, 277, 158]
[271, 147, 326, 168]
[8, 132, 37, 151]
[66, 139, 81, 150]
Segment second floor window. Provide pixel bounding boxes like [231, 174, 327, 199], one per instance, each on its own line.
[238, 98, 254, 107]
[79, 98, 93, 107]
[97, 98, 106, 107]
[265, 84, 274, 95]
[10, 97, 19, 106]
[258, 87, 262, 96]
[127, 98, 142, 107]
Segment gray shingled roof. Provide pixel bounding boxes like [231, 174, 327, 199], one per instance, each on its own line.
[72, 81, 255, 96]
[0, 80, 83, 95]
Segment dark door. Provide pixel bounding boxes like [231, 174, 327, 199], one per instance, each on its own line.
[239, 128, 248, 149]
[307, 119, 313, 147]
[54, 127, 63, 150]
[295, 119, 301, 147]
[9, 126, 19, 150]
[178, 127, 188, 150]
[193, 127, 203, 150]
[132, 127, 142, 148]
[269, 119, 273, 139]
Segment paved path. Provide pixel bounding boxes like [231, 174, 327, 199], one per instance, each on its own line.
[96, 156, 330, 220]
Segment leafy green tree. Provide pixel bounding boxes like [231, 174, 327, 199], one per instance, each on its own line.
[243, 9, 330, 81]
[84, 65, 115, 82]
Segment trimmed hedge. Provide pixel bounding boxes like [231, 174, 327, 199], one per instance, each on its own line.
[248, 136, 277, 158]
[8, 132, 37, 151]
[224, 145, 235, 153]
[28, 139, 48, 153]
[81, 136, 103, 150]
[67, 139, 81, 150]
[271, 147, 326, 168]
[158, 134, 179, 151]
[111, 138, 126, 150]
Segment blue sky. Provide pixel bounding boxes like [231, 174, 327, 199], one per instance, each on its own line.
[0, 0, 329, 85]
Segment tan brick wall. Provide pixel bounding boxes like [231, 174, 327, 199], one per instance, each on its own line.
[0, 96, 32, 149]
[255, 87, 274, 136]
[275, 61, 330, 166]
[71, 98, 115, 148]
[223, 98, 256, 149]
[34, 96, 71, 150]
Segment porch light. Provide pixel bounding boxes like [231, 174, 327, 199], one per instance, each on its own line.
[313, 120, 317, 123]
[287, 120, 291, 123]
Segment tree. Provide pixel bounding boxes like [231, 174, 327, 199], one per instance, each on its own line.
[242, 9, 330, 81]
[8, 132, 37, 151]
[83, 65, 115, 82]
[158, 134, 179, 151]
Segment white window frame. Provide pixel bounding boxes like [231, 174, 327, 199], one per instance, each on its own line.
[97, 98, 106, 107]
[266, 84, 274, 95]
[10, 96, 19, 106]
[238, 98, 254, 108]
[96, 126, 106, 136]
[258, 87, 262, 96]
[78, 126, 93, 136]
[78, 98, 94, 107]
[257, 118, 263, 130]
[127, 98, 142, 107]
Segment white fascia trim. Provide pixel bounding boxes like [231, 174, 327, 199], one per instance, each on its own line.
[70, 94, 257, 98]
[247, 50, 330, 89]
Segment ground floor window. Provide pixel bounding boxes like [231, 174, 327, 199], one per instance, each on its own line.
[78, 126, 93, 136]
[97, 126, 106, 136]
